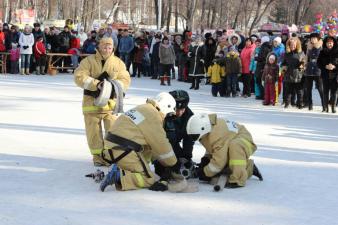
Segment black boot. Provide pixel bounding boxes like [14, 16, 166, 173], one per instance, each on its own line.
[167, 77, 171, 86]
[190, 78, 195, 89]
[332, 105, 336, 113]
[194, 78, 200, 90]
[225, 182, 242, 189]
[160, 77, 165, 85]
[322, 105, 329, 113]
[308, 104, 313, 110]
[253, 163, 263, 181]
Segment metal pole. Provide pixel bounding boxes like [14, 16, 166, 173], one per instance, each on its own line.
[158, 0, 162, 30]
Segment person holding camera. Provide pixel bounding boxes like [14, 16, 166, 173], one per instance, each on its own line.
[19, 24, 35, 75]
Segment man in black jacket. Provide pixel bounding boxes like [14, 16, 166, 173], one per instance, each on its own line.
[154, 90, 196, 179]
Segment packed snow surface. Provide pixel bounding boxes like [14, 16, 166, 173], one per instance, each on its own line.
[0, 74, 337, 225]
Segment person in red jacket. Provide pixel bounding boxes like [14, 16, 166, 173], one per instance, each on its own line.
[67, 32, 81, 68]
[34, 35, 47, 75]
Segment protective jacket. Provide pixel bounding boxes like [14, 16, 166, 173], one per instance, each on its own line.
[199, 114, 256, 185]
[74, 50, 131, 114]
[103, 99, 177, 190]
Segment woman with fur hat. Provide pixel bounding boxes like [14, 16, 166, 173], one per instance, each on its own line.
[282, 37, 305, 108]
[188, 35, 206, 90]
[304, 32, 324, 111]
[317, 36, 338, 113]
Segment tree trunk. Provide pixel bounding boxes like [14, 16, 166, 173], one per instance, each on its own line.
[167, 0, 172, 32]
[248, 0, 275, 35]
[200, 0, 206, 31]
[175, 0, 178, 32]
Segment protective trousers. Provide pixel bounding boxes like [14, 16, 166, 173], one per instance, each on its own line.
[227, 138, 255, 186]
[84, 113, 117, 159]
[102, 147, 155, 191]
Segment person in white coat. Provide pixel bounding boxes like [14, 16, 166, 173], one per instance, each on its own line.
[19, 24, 34, 75]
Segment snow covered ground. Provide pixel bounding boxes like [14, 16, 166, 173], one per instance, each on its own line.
[0, 74, 337, 225]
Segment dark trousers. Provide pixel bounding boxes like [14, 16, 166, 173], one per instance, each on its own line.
[152, 61, 160, 78]
[285, 82, 303, 107]
[36, 55, 47, 67]
[242, 73, 252, 96]
[227, 73, 238, 96]
[305, 76, 324, 107]
[10, 60, 19, 74]
[211, 83, 222, 97]
[133, 63, 142, 77]
[323, 77, 338, 108]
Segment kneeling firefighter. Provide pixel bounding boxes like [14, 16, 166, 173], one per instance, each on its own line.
[154, 90, 197, 179]
[100, 92, 182, 192]
[74, 37, 131, 167]
[186, 113, 263, 188]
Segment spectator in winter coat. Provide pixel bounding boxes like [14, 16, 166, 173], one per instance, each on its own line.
[59, 26, 72, 53]
[159, 36, 175, 85]
[282, 37, 305, 108]
[0, 23, 6, 52]
[34, 35, 47, 75]
[19, 25, 35, 75]
[173, 35, 184, 80]
[262, 53, 279, 105]
[83, 31, 98, 54]
[133, 32, 146, 78]
[207, 55, 226, 97]
[317, 36, 338, 113]
[215, 35, 229, 57]
[5, 25, 20, 51]
[272, 36, 285, 103]
[118, 29, 134, 68]
[188, 36, 205, 90]
[304, 33, 324, 111]
[227, 34, 242, 53]
[255, 36, 272, 100]
[67, 33, 81, 68]
[250, 38, 262, 99]
[225, 48, 242, 97]
[203, 37, 217, 72]
[9, 43, 20, 74]
[32, 23, 46, 43]
[150, 34, 162, 79]
[240, 38, 256, 97]
[104, 26, 119, 51]
[78, 27, 88, 47]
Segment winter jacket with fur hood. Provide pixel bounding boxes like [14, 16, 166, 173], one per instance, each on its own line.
[282, 38, 305, 83]
[317, 37, 338, 80]
[304, 39, 323, 77]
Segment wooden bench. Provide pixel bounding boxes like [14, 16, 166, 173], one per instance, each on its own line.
[0, 52, 9, 74]
[47, 53, 92, 75]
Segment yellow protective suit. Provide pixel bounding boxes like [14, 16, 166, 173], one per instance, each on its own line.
[74, 51, 131, 164]
[199, 114, 257, 186]
[102, 99, 177, 190]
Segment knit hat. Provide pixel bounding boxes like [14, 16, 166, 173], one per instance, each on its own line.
[261, 36, 270, 44]
[273, 37, 282, 45]
[268, 54, 276, 61]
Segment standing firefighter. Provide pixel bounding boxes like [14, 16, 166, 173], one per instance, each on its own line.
[99, 92, 181, 192]
[74, 37, 131, 167]
[186, 113, 263, 188]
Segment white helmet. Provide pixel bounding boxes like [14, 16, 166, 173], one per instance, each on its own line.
[153, 92, 176, 116]
[186, 113, 212, 140]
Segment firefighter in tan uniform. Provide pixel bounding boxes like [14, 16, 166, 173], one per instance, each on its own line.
[186, 113, 263, 188]
[74, 37, 131, 166]
[99, 92, 180, 192]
